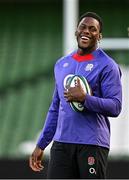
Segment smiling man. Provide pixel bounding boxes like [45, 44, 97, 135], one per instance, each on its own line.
[76, 14, 102, 54]
[29, 12, 122, 179]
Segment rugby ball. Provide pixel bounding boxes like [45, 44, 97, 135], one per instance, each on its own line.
[67, 75, 91, 112]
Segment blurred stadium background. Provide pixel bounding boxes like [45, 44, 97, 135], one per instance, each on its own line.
[0, 0, 129, 178]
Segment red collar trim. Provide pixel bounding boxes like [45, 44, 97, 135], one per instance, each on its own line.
[72, 53, 94, 62]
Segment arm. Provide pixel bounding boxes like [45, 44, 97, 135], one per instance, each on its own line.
[84, 65, 122, 117]
[29, 84, 60, 172]
[37, 84, 60, 149]
[64, 65, 122, 117]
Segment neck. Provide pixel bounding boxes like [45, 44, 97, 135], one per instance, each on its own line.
[77, 45, 98, 56]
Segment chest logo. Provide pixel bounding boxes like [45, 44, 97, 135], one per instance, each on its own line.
[85, 64, 94, 71]
[63, 62, 69, 68]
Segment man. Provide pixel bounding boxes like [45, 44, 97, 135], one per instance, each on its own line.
[29, 12, 122, 179]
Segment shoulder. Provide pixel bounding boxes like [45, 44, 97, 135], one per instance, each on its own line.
[54, 51, 75, 68]
[98, 48, 119, 69]
[98, 49, 121, 76]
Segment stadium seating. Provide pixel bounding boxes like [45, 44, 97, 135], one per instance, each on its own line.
[0, 3, 61, 158]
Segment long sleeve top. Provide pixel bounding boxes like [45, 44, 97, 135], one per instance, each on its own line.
[37, 48, 122, 150]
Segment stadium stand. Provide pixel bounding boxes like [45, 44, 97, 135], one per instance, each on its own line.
[0, 2, 62, 158]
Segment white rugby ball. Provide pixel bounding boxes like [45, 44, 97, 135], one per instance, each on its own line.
[67, 75, 91, 112]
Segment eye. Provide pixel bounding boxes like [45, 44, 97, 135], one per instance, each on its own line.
[89, 26, 97, 32]
[78, 24, 85, 30]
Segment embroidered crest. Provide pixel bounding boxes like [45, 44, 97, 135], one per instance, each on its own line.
[85, 64, 93, 71]
[63, 62, 69, 67]
[88, 156, 95, 165]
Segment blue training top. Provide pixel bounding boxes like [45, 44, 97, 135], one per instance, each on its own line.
[37, 48, 122, 150]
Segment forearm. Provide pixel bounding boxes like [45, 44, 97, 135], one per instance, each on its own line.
[37, 84, 60, 150]
[37, 109, 58, 150]
[84, 94, 122, 117]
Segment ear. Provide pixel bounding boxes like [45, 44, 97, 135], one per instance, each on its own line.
[99, 33, 102, 40]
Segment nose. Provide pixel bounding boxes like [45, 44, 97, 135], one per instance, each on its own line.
[83, 27, 90, 34]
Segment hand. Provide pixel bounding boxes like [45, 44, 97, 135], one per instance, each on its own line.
[64, 78, 86, 102]
[29, 146, 44, 172]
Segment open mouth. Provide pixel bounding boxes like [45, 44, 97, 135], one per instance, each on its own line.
[80, 35, 91, 43]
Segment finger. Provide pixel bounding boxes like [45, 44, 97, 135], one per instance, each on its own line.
[32, 164, 40, 172]
[29, 156, 43, 172]
[29, 157, 39, 172]
[32, 166, 41, 172]
[66, 95, 73, 102]
[37, 161, 44, 169]
[33, 161, 44, 171]
[64, 93, 72, 100]
[64, 90, 71, 97]
[64, 93, 69, 98]
[77, 78, 81, 86]
[31, 162, 43, 172]
[64, 90, 68, 95]
[65, 84, 70, 90]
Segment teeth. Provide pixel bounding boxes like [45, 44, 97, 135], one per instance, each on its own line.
[81, 36, 89, 40]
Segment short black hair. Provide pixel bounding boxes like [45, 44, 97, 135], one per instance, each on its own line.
[78, 12, 103, 33]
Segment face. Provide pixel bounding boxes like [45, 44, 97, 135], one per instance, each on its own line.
[75, 17, 102, 53]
